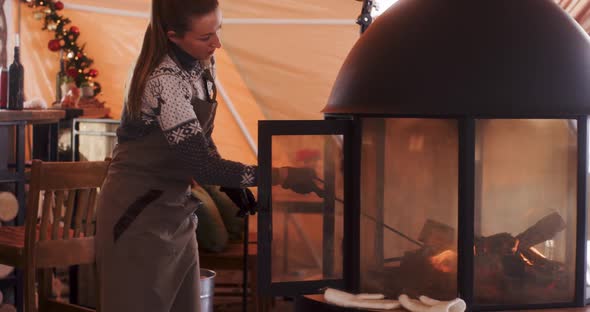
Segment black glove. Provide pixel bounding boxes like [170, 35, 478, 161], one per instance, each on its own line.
[219, 187, 257, 217]
[281, 167, 325, 197]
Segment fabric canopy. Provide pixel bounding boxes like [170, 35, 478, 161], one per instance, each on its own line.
[13, 0, 590, 163]
[16, 0, 361, 163]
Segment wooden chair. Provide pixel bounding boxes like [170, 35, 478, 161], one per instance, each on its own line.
[0, 159, 110, 312]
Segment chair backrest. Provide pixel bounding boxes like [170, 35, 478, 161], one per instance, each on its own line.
[24, 159, 110, 267]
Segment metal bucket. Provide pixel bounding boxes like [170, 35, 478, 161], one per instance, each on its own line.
[199, 269, 216, 312]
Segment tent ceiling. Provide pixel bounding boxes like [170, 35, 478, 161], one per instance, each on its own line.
[64, 0, 360, 19]
[19, 0, 362, 161]
[18, 0, 590, 161]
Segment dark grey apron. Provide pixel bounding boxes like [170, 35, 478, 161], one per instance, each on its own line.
[95, 66, 218, 312]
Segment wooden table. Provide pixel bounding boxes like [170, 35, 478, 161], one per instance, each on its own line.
[0, 109, 66, 161]
[0, 109, 65, 219]
[0, 109, 65, 312]
[0, 109, 65, 122]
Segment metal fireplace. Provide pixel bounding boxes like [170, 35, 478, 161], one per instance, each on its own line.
[257, 0, 590, 310]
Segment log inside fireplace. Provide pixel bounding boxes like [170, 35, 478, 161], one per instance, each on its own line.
[362, 212, 570, 303]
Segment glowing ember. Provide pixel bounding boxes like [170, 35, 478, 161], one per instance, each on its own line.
[519, 253, 533, 266]
[430, 249, 457, 273]
[512, 239, 520, 253]
[528, 246, 547, 259]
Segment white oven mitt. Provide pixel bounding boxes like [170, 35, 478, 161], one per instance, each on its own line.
[324, 288, 401, 310]
[399, 294, 466, 312]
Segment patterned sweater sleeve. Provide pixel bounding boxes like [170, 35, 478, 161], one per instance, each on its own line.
[145, 73, 257, 188]
[204, 126, 222, 159]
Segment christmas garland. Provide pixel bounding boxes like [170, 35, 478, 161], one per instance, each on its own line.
[21, 0, 101, 97]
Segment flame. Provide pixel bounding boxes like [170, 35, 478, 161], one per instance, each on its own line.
[519, 253, 534, 266]
[430, 250, 457, 273]
[512, 239, 520, 254]
[528, 246, 547, 259]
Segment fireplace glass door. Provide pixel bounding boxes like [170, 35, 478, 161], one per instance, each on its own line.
[258, 120, 353, 295]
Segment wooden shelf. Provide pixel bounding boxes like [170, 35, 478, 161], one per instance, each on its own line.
[0, 109, 65, 123]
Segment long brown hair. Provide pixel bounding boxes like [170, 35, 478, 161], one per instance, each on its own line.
[125, 0, 219, 119]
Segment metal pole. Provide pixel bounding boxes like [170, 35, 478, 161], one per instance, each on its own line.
[16, 0, 20, 36]
[242, 214, 249, 312]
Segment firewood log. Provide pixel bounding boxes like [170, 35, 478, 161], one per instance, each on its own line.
[516, 212, 565, 249]
[0, 192, 18, 222]
[419, 219, 455, 252]
[474, 232, 516, 255]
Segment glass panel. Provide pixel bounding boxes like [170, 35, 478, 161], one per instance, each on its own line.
[270, 135, 344, 283]
[360, 118, 459, 300]
[474, 119, 577, 305]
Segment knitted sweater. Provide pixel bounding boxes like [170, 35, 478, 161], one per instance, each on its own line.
[116, 48, 257, 188]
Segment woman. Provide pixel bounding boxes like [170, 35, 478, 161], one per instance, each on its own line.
[95, 0, 318, 309]
[95, 0, 257, 310]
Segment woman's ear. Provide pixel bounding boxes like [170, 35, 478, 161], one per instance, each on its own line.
[167, 30, 179, 44]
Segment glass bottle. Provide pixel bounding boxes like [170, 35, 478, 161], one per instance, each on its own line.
[8, 34, 24, 110]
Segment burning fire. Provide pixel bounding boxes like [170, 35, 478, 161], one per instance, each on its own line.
[430, 249, 457, 273]
[519, 253, 534, 266]
[512, 239, 520, 253]
[528, 246, 547, 259]
[517, 246, 547, 266]
[430, 242, 549, 272]
[430, 245, 546, 272]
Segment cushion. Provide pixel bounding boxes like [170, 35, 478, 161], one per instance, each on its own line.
[202, 185, 245, 242]
[191, 184, 228, 252]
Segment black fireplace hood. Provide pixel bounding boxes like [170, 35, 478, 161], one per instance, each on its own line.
[324, 0, 590, 117]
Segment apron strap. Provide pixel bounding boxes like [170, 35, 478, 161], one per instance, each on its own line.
[202, 68, 217, 103]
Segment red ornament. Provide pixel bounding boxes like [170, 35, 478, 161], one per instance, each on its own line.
[88, 69, 99, 78]
[67, 68, 78, 78]
[70, 26, 80, 36]
[295, 148, 321, 162]
[47, 39, 61, 52]
[54, 1, 64, 10]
